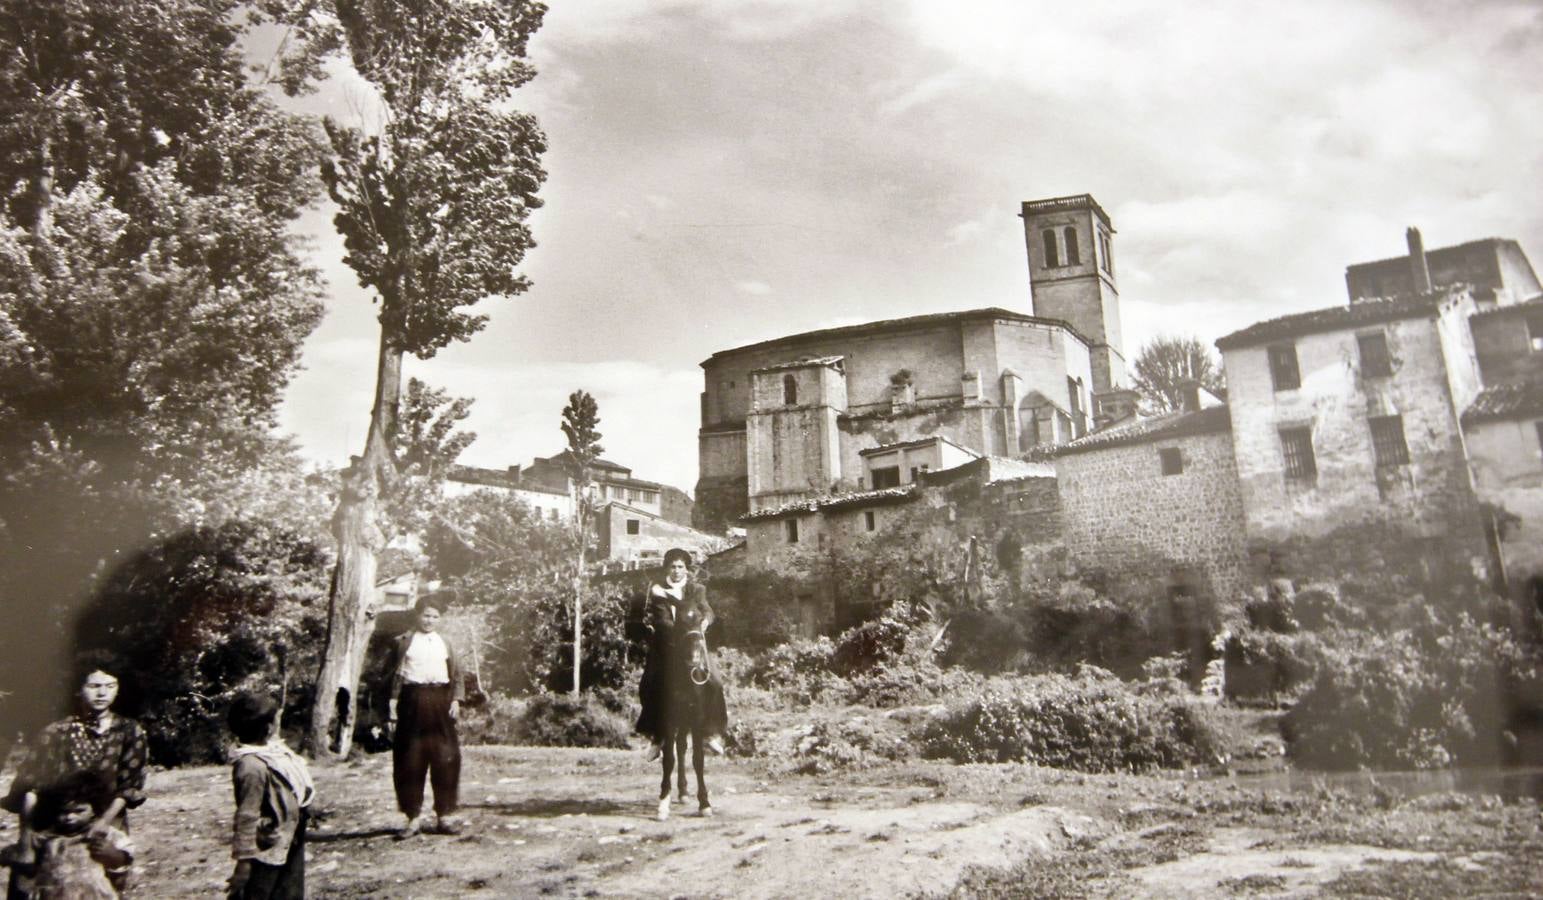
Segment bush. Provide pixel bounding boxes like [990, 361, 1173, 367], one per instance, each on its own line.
[750, 637, 842, 702]
[516, 692, 632, 749]
[1283, 615, 1538, 770]
[793, 718, 917, 775]
[918, 671, 1227, 772]
[1223, 628, 1317, 702]
[457, 693, 527, 746]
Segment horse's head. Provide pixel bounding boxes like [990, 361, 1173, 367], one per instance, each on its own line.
[685, 629, 710, 686]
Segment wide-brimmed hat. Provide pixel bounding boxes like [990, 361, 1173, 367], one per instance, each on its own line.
[662, 547, 692, 568]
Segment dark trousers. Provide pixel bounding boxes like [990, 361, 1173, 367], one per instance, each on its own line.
[393, 684, 460, 819]
[236, 808, 307, 900]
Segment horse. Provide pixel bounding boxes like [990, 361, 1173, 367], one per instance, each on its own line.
[656, 627, 716, 821]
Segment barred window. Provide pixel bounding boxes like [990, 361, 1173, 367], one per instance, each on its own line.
[1268, 344, 1301, 391]
[1159, 447, 1183, 476]
[870, 466, 901, 489]
[1369, 414, 1410, 467]
[1279, 427, 1316, 480]
[626, 519, 640, 535]
[1357, 332, 1392, 378]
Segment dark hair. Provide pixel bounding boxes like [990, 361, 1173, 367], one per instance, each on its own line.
[227, 692, 280, 744]
[663, 548, 692, 568]
[70, 651, 119, 691]
[32, 770, 109, 830]
[415, 595, 449, 615]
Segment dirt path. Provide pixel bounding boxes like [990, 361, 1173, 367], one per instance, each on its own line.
[3, 745, 1530, 898]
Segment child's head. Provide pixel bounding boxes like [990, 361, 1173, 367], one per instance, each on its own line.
[227, 692, 280, 745]
[32, 771, 107, 834]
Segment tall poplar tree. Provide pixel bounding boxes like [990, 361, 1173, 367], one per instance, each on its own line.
[560, 390, 602, 695]
[306, 0, 548, 755]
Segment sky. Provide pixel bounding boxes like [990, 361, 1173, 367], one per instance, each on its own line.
[274, 0, 1543, 496]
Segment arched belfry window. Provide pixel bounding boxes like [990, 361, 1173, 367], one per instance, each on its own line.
[1041, 229, 1059, 268]
[1063, 226, 1080, 265]
[783, 373, 798, 405]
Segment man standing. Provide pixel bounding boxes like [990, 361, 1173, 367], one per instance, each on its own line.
[387, 598, 464, 838]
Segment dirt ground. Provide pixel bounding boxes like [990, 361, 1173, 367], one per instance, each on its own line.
[6, 743, 1536, 899]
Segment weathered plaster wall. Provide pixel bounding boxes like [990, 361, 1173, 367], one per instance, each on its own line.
[1056, 430, 1249, 601]
[1465, 419, 1543, 584]
[1223, 316, 1476, 542]
[1471, 305, 1543, 385]
[836, 405, 993, 492]
[598, 505, 722, 563]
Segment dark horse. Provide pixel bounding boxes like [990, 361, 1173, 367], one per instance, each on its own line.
[656, 627, 720, 821]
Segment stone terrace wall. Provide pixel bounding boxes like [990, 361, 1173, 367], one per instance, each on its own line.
[1056, 429, 1249, 602]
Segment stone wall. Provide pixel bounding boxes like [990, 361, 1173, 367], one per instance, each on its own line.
[1056, 429, 1249, 601]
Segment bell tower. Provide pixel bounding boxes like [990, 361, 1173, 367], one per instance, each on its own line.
[1020, 194, 1125, 394]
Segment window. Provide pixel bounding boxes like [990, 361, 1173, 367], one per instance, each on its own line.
[1268, 344, 1301, 391]
[785, 519, 799, 543]
[1528, 313, 1543, 352]
[1535, 421, 1543, 460]
[783, 373, 797, 405]
[1098, 229, 1113, 274]
[626, 518, 640, 535]
[548, 508, 559, 521]
[909, 466, 919, 483]
[870, 466, 901, 489]
[1063, 226, 1080, 265]
[1159, 447, 1183, 476]
[1042, 229, 1059, 268]
[864, 510, 876, 531]
[1279, 427, 1317, 480]
[1369, 414, 1410, 467]
[1068, 376, 1086, 437]
[1357, 332, 1392, 378]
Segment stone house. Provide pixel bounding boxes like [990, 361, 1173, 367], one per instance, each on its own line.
[1214, 286, 1485, 545]
[1463, 380, 1543, 593]
[1053, 403, 1248, 602]
[446, 464, 573, 523]
[696, 193, 1126, 533]
[592, 500, 726, 571]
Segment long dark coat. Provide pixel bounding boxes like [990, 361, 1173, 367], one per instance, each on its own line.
[635, 580, 728, 744]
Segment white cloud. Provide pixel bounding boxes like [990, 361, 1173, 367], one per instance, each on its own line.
[734, 279, 773, 295]
[877, 69, 968, 117]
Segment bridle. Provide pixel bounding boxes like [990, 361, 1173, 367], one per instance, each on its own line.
[685, 629, 710, 685]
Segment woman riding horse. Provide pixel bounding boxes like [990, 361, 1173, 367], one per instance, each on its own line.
[635, 548, 728, 819]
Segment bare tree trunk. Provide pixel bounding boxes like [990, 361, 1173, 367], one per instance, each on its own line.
[309, 332, 401, 757]
[571, 498, 586, 696]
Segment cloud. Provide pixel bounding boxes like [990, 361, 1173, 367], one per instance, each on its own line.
[734, 280, 773, 295]
[877, 69, 968, 117]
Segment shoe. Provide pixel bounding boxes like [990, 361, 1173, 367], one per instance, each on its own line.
[705, 736, 725, 756]
[646, 744, 662, 762]
[398, 816, 422, 839]
[434, 816, 463, 836]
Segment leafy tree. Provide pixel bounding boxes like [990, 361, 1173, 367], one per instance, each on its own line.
[1130, 336, 1225, 414]
[561, 390, 603, 695]
[0, 0, 326, 741]
[302, 0, 548, 755]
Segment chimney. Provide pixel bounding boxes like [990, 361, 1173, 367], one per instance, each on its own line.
[507, 464, 522, 482]
[1406, 227, 1433, 294]
[1178, 380, 1201, 413]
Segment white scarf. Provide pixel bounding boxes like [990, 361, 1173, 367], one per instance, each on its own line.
[230, 740, 315, 808]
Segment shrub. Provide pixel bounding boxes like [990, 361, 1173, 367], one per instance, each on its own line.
[750, 637, 842, 702]
[918, 671, 1227, 772]
[1283, 616, 1537, 770]
[516, 692, 631, 749]
[1223, 628, 1317, 702]
[794, 718, 917, 774]
[457, 693, 527, 746]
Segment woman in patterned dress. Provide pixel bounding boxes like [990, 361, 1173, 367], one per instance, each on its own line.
[2, 665, 148, 898]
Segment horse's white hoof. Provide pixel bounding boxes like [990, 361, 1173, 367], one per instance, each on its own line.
[656, 799, 670, 822]
[699, 806, 713, 818]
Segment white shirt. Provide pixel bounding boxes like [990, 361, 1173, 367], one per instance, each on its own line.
[400, 631, 451, 685]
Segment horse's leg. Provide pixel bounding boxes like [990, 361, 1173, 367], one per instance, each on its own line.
[693, 722, 711, 816]
[675, 729, 689, 802]
[657, 727, 673, 821]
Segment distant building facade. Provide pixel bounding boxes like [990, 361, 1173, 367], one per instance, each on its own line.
[695, 193, 1125, 533]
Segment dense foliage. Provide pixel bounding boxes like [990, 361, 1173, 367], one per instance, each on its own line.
[71, 520, 331, 765]
[0, 0, 326, 741]
[919, 671, 1227, 772]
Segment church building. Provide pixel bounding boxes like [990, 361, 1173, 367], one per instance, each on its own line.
[694, 194, 1128, 532]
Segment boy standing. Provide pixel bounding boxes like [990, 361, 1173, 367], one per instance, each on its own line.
[226, 693, 315, 900]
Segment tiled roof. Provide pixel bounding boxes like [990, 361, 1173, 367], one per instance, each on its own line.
[1053, 405, 1233, 456]
[1215, 293, 1445, 351]
[751, 356, 844, 373]
[738, 486, 918, 522]
[1469, 294, 1543, 322]
[1462, 378, 1543, 426]
[704, 307, 1090, 366]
